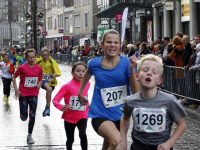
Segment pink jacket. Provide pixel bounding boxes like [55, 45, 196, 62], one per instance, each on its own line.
[53, 78, 90, 123]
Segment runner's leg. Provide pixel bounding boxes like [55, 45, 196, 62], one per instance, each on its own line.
[77, 118, 88, 150]
[64, 121, 76, 150]
[97, 121, 120, 150]
[19, 96, 28, 121]
[43, 82, 52, 107]
[28, 96, 38, 135]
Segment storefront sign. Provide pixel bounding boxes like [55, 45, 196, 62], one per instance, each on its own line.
[145, 9, 153, 16]
[116, 14, 122, 21]
[85, 34, 91, 38]
[181, 0, 190, 22]
[63, 36, 68, 40]
[58, 29, 63, 33]
[42, 31, 47, 36]
[101, 20, 108, 25]
[165, 2, 174, 10]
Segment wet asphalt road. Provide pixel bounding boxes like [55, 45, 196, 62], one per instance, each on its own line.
[0, 63, 200, 150]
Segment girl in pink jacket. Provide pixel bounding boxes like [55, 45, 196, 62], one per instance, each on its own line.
[53, 62, 90, 150]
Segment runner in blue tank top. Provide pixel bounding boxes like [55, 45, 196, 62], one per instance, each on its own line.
[78, 29, 139, 150]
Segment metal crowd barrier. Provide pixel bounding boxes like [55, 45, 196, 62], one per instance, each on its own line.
[49, 54, 200, 112]
[49, 53, 92, 66]
[160, 65, 200, 112]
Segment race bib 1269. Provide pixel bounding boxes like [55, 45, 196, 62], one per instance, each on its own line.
[69, 96, 87, 111]
[133, 107, 166, 133]
[24, 77, 38, 87]
[100, 85, 127, 108]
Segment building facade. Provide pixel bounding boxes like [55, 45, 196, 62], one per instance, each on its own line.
[153, 0, 200, 40]
[45, 0, 64, 50]
[0, 0, 20, 50]
[95, 0, 157, 44]
[64, 0, 101, 47]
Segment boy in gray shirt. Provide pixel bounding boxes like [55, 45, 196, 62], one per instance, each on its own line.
[117, 55, 187, 150]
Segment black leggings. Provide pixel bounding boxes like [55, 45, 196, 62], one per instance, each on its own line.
[19, 96, 38, 134]
[64, 119, 88, 150]
[1, 77, 11, 97]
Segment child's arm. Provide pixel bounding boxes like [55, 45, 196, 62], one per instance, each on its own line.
[157, 117, 186, 150]
[53, 86, 69, 111]
[12, 74, 21, 99]
[9, 63, 14, 74]
[116, 114, 131, 150]
[78, 69, 92, 105]
[129, 55, 140, 94]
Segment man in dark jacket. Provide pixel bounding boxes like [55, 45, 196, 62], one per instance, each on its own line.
[182, 35, 193, 66]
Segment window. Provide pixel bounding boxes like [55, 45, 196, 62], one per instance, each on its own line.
[58, 14, 63, 28]
[48, 17, 52, 30]
[64, 0, 73, 7]
[47, 0, 52, 10]
[74, 14, 80, 28]
[53, 0, 56, 7]
[84, 12, 88, 29]
[65, 17, 68, 30]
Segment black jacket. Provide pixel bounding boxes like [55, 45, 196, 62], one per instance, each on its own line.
[183, 43, 193, 66]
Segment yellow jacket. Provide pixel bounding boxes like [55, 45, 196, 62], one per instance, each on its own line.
[35, 57, 61, 86]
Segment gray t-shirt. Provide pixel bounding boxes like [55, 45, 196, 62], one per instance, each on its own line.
[122, 91, 187, 146]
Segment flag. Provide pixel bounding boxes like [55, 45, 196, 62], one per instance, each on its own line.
[147, 21, 152, 43]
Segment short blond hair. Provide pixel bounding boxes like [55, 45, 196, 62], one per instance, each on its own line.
[137, 54, 163, 77]
[41, 47, 49, 53]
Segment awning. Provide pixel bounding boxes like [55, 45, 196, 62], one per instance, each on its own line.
[94, 2, 152, 18]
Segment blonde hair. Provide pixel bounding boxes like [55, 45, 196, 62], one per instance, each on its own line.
[41, 47, 49, 53]
[137, 54, 163, 77]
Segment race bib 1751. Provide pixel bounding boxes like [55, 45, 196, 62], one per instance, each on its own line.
[69, 96, 87, 111]
[133, 108, 166, 133]
[100, 85, 127, 108]
[24, 77, 38, 87]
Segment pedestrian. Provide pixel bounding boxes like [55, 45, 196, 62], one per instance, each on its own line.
[78, 29, 139, 150]
[0, 53, 14, 103]
[117, 54, 187, 150]
[12, 49, 43, 144]
[18, 52, 27, 68]
[9, 50, 17, 69]
[36, 47, 61, 117]
[53, 62, 90, 150]
[16, 52, 23, 65]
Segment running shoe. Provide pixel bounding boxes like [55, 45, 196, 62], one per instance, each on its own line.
[4, 95, 8, 103]
[43, 107, 50, 117]
[27, 135, 35, 144]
